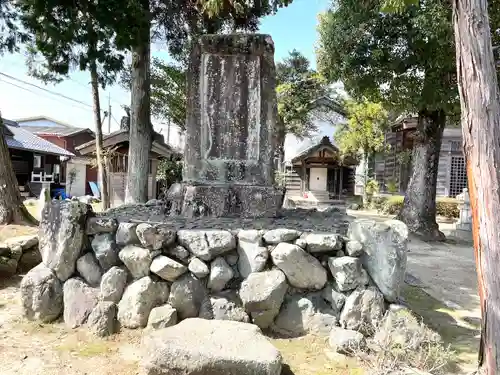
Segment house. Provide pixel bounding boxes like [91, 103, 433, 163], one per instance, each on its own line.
[3, 118, 75, 198]
[283, 136, 356, 203]
[75, 121, 180, 207]
[16, 116, 97, 197]
[372, 115, 466, 197]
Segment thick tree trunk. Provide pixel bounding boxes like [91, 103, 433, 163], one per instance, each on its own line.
[453, 0, 500, 372]
[89, 62, 109, 210]
[0, 117, 37, 225]
[396, 110, 445, 241]
[125, 0, 152, 204]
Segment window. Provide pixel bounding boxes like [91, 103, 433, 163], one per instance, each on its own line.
[34, 155, 42, 168]
[449, 156, 467, 197]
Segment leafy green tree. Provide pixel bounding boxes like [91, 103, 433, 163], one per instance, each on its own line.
[0, 3, 37, 225]
[317, 0, 459, 240]
[17, 0, 131, 209]
[334, 100, 388, 205]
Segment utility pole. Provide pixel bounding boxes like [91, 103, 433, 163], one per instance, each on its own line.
[107, 92, 112, 134]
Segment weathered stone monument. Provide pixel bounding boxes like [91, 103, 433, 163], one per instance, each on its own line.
[451, 187, 473, 241]
[170, 34, 284, 218]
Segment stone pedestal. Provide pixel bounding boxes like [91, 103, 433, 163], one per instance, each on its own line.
[177, 34, 283, 218]
[450, 188, 473, 241]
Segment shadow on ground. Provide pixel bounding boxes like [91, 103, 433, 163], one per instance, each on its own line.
[402, 284, 480, 373]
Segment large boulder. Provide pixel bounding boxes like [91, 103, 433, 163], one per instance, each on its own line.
[339, 286, 386, 336]
[20, 263, 63, 323]
[76, 252, 103, 287]
[348, 219, 408, 302]
[115, 222, 140, 246]
[168, 274, 208, 319]
[86, 301, 117, 337]
[304, 233, 342, 253]
[118, 245, 154, 279]
[322, 283, 347, 316]
[188, 257, 209, 278]
[273, 293, 338, 337]
[329, 327, 366, 355]
[237, 230, 269, 278]
[147, 304, 178, 329]
[177, 230, 236, 261]
[327, 256, 369, 292]
[63, 278, 99, 328]
[136, 223, 176, 250]
[91, 233, 120, 271]
[271, 242, 327, 290]
[150, 255, 187, 282]
[86, 217, 118, 235]
[140, 318, 282, 375]
[239, 270, 288, 328]
[263, 228, 301, 244]
[39, 201, 90, 281]
[99, 266, 128, 303]
[117, 276, 169, 329]
[198, 292, 250, 323]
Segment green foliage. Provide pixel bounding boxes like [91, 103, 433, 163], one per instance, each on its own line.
[156, 158, 182, 186]
[276, 50, 330, 138]
[334, 100, 388, 160]
[365, 179, 380, 196]
[0, 0, 28, 54]
[274, 171, 286, 187]
[397, 149, 413, 165]
[122, 58, 186, 130]
[386, 177, 399, 194]
[317, 0, 459, 117]
[375, 195, 459, 218]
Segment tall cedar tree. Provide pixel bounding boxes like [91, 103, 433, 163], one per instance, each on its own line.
[0, 1, 37, 225]
[379, 0, 500, 370]
[317, 0, 460, 240]
[17, 0, 131, 210]
[123, 0, 294, 203]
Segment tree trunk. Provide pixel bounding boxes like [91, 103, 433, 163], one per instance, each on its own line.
[89, 61, 109, 210]
[453, 0, 500, 372]
[125, 0, 152, 204]
[396, 110, 446, 241]
[0, 117, 37, 225]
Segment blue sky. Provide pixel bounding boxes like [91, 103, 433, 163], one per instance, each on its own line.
[0, 0, 331, 147]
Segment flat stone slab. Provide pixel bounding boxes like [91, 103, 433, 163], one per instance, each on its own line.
[140, 318, 282, 375]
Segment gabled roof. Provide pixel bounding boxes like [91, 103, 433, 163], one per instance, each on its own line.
[76, 129, 181, 158]
[16, 116, 94, 137]
[290, 136, 339, 163]
[2, 119, 74, 156]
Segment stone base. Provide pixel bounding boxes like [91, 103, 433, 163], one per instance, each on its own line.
[167, 183, 285, 218]
[449, 229, 473, 243]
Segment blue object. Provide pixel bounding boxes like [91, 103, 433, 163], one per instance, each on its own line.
[89, 181, 101, 199]
[53, 188, 67, 200]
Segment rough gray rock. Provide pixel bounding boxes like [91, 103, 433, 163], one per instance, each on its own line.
[86, 217, 118, 235]
[177, 230, 236, 261]
[17, 247, 42, 273]
[91, 233, 120, 271]
[199, 293, 250, 323]
[4, 234, 38, 250]
[340, 286, 386, 335]
[294, 235, 307, 249]
[305, 233, 342, 253]
[207, 257, 233, 292]
[239, 270, 288, 328]
[63, 278, 99, 329]
[225, 251, 239, 266]
[0, 256, 17, 276]
[87, 301, 117, 337]
[271, 242, 327, 290]
[345, 240, 363, 257]
[39, 201, 89, 281]
[76, 252, 103, 287]
[329, 327, 366, 355]
[118, 245, 153, 279]
[150, 255, 187, 281]
[117, 276, 169, 329]
[100, 266, 128, 303]
[322, 283, 347, 316]
[147, 304, 178, 329]
[115, 222, 139, 246]
[348, 219, 408, 302]
[328, 257, 369, 292]
[263, 228, 301, 244]
[188, 257, 209, 278]
[273, 293, 338, 337]
[168, 273, 208, 319]
[20, 263, 63, 323]
[136, 223, 176, 250]
[140, 318, 282, 375]
[168, 245, 190, 260]
[237, 230, 269, 278]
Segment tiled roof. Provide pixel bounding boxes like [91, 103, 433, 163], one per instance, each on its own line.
[3, 119, 74, 156]
[20, 125, 91, 137]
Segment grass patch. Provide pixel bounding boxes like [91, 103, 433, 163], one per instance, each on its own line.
[56, 340, 115, 357]
[402, 284, 480, 370]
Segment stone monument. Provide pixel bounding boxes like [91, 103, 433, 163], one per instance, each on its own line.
[450, 187, 473, 241]
[170, 34, 284, 218]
